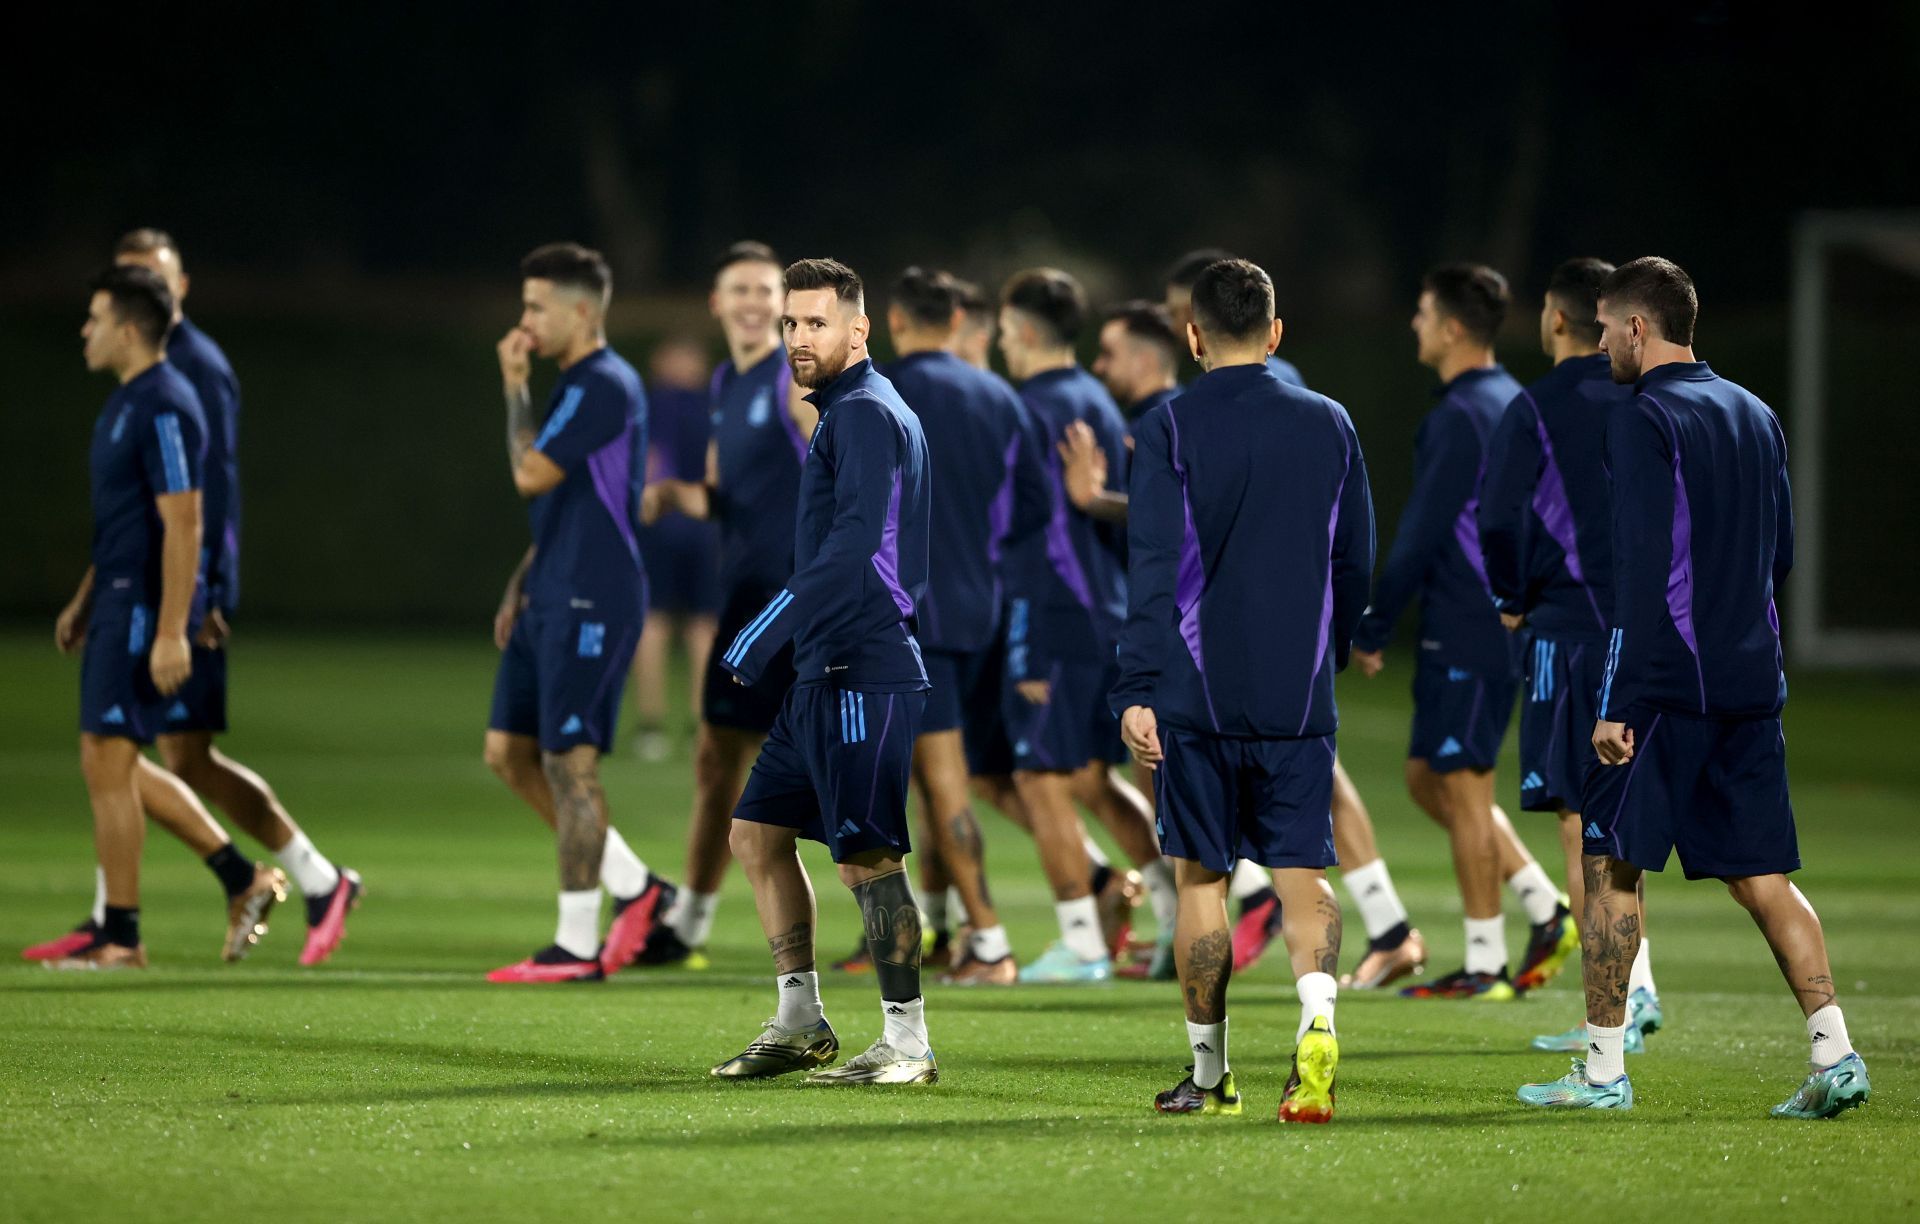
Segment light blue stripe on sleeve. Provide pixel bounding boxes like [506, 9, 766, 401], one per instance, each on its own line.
[726, 590, 793, 667]
[156, 414, 190, 493]
[534, 386, 586, 450]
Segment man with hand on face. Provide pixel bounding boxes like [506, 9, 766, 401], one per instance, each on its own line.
[1521, 258, 1868, 1119]
[1116, 258, 1375, 1121]
[710, 258, 938, 1086]
[484, 242, 671, 983]
[49, 267, 211, 969]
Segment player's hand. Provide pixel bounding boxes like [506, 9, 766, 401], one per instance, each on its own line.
[1057, 421, 1108, 511]
[1499, 611, 1526, 632]
[1593, 719, 1634, 766]
[640, 482, 671, 527]
[493, 595, 521, 651]
[150, 633, 192, 696]
[1121, 705, 1162, 770]
[1351, 647, 1385, 678]
[55, 601, 90, 654]
[497, 328, 534, 391]
[195, 607, 231, 650]
[1016, 679, 1051, 705]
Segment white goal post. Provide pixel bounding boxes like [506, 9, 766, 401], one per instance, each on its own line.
[1788, 210, 1920, 669]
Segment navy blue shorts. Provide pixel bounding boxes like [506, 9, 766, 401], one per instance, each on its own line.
[733, 684, 925, 863]
[160, 642, 229, 735]
[1581, 706, 1799, 880]
[1154, 726, 1339, 874]
[1409, 655, 1517, 773]
[702, 583, 798, 734]
[922, 647, 1011, 776]
[488, 599, 641, 754]
[640, 519, 720, 616]
[1518, 635, 1603, 813]
[1004, 656, 1128, 774]
[79, 595, 169, 744]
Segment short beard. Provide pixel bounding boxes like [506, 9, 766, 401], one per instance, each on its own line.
[792, 346, 849, 389]
[1608, 350, 1641, 384]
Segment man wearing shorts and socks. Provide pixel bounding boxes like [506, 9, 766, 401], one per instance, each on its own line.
[711, 259, 937, 1085]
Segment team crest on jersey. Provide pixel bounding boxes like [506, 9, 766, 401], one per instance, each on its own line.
[747, 389, 772, 427]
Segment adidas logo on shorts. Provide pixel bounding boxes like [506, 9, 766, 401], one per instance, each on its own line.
[1522, 771, 1545, 791]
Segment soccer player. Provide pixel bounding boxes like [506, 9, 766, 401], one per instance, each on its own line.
[1117, 258, 1374, 1121]
[113, 229, 358, 964]
[996, 268, 1178, 984]
[709, 258, 937, 1085]
[1068, 298, 1428, 988]
[1520, 259, 1870, 1117]
[1479, 258, 1665, 1052]
[949, 278, 996, 371]
[483, 242, 669, 983]
[48, 266, 213, 969]
[1163, 249, 1304, 388]
[629, 334, 719, 763]
[881, 267, 1050, 985]
[1351, 264, 1575, 1001]
[638, 241, 810, 966]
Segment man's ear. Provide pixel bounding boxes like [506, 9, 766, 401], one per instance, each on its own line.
[1186, 320, 1205, 363]
[852, 312, 871, 347]
[1268, 317, 1283, 354]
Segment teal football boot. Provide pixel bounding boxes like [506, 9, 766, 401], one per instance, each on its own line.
[1771, 1053, 1870, 1120]
[1517, 1060, 1632, 1110]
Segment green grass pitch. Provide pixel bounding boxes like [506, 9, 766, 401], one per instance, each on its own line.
[1, 632, 1915, 1222]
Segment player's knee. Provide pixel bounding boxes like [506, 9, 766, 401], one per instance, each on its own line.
[78, 735, 134, 790]
[540, 747, 597, 793]
[1723, 873, 1781, 914]
[727, 819, 775, 868]
[482, 734, 530, 783]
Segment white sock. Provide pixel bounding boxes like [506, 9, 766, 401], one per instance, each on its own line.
[1056, 896, 1107, 961]
[1463, 915, 1507, 976]
[882, 996, 930, 1055]
[1585, 1020, 1627, 1083]
[554, 889, 601, 959]
[1082, 834, 1110, 869]
[1507, 861, 1560, 925]
[1628, 937, 1656, 997]
[924, 890, 951, 934]
[1807, 1005, 1854, 1068]
[91, 866, 107, 926]
[1186, 1018, 1228, 1090]
[1341, 858, 1409, 940]
[946, 886, 965, 924]
[670, 890, 719, 947]
[1227, 859, 1270, 902]
[775, 970, 824, 1029]
[970, 924, 1012, 963]
[1140, 858, 1178, 933]
[1296, 970, 1338, 1043]
[598, 827, 650, 898]
[274, 830, 341, 898]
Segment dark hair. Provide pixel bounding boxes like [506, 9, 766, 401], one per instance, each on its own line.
[91, 265, 175, 348]
[1600, 256, 1697, 346]
[1001, 267, 1087, 345]
[1189, 259, 1275, 343]
[714, 240, 781, 280]
[1165, 248, 1239, 290]
[520, 242, 612, 305]
[1104, 299, 1183, 366]
[949, 277, 992, 324]
[891, 266, 960, 328]
[784, 257, 865, 312]
[1422, 262, 1510, 346]
[1545, 257, 1614, 346]
[115, 227, 181, 265]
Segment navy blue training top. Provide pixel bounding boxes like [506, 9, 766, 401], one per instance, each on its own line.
[1008, 366, 1132, 663]
[1479, 353, 1629, 641]
[882, 349, 1048, 654]
[91, 360, 207, 603]
[720, 359, 931, 692]
[526, 347, 647, 608]
[711, 347, 806, 594]
[166, 317, 241, 613]
[1354, 365, 1523, 676]
[1599, 362, 1791, 721]
[1112, 363, 1374, 738]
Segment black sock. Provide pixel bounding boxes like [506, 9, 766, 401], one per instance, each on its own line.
[1089, 863, 1113, 896]
[205, 844, 256, 898]
[1369, 921, 1412, 954]
[102, 904, 140, 948]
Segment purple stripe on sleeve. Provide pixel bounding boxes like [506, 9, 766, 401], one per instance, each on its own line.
[587, 431, 643, 569]
[1525, 392, 1607, 631]
[778, 392, 810, 465]
[986, 433, 1019, 568]
[1301, 424, 1352, 735]
[1164, 405, 1220, 730]
[870, 471, 915, 619]
[1042, 460, 1096, 612]
[1642, 394, 1707, 711]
